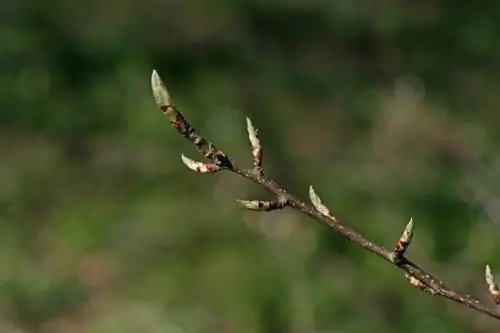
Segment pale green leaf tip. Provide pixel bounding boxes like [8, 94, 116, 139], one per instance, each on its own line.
[151, 69, 159, 90]
[309, 185, 318, 200]
[406, 217, 414, 230]
[151, 69, 171, 107]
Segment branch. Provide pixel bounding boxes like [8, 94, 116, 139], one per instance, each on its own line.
[150, 70, 500, 320]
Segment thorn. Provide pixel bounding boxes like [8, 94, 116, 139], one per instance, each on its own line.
[392, 218, 414, 261]
[236, 199, 285, 212]
[308, 186, 337, 221]
[485, 265, 500, 304]
[151, 70, 175, 114]
[181, 154, 221, 174]
[404, 272, 437, 295]
[245, 117, 263, 173]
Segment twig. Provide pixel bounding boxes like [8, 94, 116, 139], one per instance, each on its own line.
[485, 265, 500, 305]
[391, 218, 414, 263]
[150, 70, 500, 320]
[245, 117, 263, 175]
[237, 199, 287, 212]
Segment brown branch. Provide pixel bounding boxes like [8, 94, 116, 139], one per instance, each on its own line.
[151, 70, 500, 320]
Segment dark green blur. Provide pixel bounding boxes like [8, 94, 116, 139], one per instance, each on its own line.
[1, 2, 500, 332]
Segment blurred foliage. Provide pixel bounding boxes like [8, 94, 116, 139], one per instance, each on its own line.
[2, 1, 500, 332]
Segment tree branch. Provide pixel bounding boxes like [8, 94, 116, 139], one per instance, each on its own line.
[151, 69, 500, 320]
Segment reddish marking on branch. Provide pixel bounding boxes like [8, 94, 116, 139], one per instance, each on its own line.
[252, 147, 262, 169]
[171, 114, 183, 131]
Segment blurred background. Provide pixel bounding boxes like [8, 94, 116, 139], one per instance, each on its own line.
[1, 1, 500, 332]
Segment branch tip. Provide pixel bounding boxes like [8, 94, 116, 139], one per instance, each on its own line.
[245, 117, 263, 172]
[245, 117, 260, 148]
[308, 186, 336, 221]
[485, 264, 500, 304]
[392, 217, 414, 261]
[151, 70, 174, 113]
[181, 154, 220, 174]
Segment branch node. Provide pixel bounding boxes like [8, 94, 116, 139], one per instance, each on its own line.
[308, 186, 337, 221]
[485, 265, 500, 305]
[245, 117, 263, 174]
[181, 154, 221, 174]
[237, 199, 285, 212]
[392, 217, 414, 262]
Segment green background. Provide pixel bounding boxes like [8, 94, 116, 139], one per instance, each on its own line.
[1, 1, 500, 332]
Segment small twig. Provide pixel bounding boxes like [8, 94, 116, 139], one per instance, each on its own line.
[391, 218, 414, 263]
[181, 154, 221, 174]
[308, 186, 337, 221]
[245, 117, 263, 174]
[485, 265, 500, 305]
[151, 70, 233, 169]
[150, 70, 500, 320]
[237, 199, 287, 212]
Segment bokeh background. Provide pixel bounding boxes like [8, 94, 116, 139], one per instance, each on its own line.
[2, 1, 500, 332]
